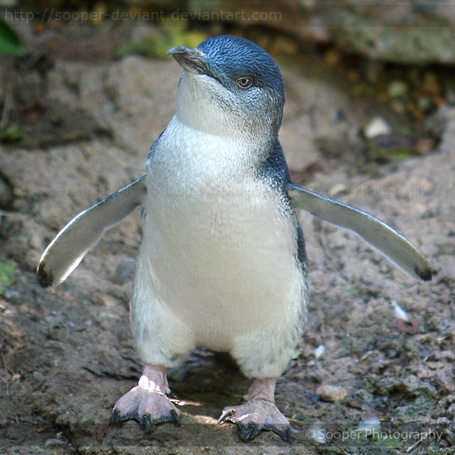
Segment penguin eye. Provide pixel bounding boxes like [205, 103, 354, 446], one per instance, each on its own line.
[236, 77, 253, 89]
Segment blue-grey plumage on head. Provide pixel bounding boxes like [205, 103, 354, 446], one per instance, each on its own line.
[169, 35, 285, 142]
[37, 34, 431, 442]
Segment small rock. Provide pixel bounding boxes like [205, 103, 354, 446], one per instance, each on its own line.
[310, 424, 327, 444]
[4, 288, 21, 301]
[316, 385, 347, 402]
[356, 409, 381, 434]
[364, 117, 392, 139]
[33, 370, 45, 382]
[314, 344, 326, 359]
[45, 438, 67, 448]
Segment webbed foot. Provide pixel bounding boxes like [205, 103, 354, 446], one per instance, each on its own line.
[219, 398, 291, 441]
[219, 377, 291, 441]
[110, 364, 180, 432]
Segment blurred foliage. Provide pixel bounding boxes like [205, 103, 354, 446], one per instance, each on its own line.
[0, 124, 24, 143]
[116, 29, 209, 59]
[371, 146, 417, 159]
[0, 260, 17, 295]
[0, 20, 24, 56]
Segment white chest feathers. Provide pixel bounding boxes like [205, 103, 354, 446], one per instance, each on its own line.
[137, 117, 305, 351]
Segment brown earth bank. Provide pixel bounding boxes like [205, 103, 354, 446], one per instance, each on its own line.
[0, 19, 454, 455]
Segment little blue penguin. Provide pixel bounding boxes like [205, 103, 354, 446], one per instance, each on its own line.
[37, 35, 432, 441]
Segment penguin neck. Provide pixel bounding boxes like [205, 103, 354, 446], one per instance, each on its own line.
[175, 72, 277, 148]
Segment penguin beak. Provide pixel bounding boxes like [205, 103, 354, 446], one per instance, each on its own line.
[168, 47, 208, 75]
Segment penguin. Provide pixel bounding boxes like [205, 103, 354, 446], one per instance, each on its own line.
[37, 35, 431, 441]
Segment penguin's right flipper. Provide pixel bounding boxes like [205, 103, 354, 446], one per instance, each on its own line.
[37, 175, 147, 288]
[288, 183, 432, 282]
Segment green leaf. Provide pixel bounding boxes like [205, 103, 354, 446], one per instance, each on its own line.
[115, 31, 209, 59]
[371, 146, 416, 159]
[0, 260, 17, 295]
[0, 123, 24, 143]
[0, 20, 25, 56]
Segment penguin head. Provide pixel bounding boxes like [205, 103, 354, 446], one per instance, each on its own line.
[168, 35, 285, 141]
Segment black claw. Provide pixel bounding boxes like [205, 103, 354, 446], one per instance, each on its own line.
[239, 422, 259, 442]
[169, 409, 181, 425]
[36, 262, 53, 288]
[263, 424, 292, 442]
[151, 408, 181, 426]
[280, 426, 292, 442]
[110, 406, 179, 433]
[218, 409, 234, 424]
[111, 409, 141, 426]
[109, 408, 121, 425]
[111, 408, 138, 425]
[139, 414, 155, 432]
[168, 390, 178, 399]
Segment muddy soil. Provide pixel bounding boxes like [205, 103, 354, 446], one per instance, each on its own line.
[0, 22, 454, 455]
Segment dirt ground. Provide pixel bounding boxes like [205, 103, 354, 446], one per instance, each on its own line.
[0, 21, 454, 455]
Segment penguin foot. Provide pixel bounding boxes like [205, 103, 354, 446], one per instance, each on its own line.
[219, 399, 291, 442]
[110, 364, 180, 432]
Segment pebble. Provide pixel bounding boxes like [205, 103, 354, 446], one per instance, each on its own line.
[310, 424, 327, 444]
[316, 385, 347, 402]
[33, 370, 45, 382]
[45, 438, 67, 448]
[356, 409, 381, 434]
[4, 288, 21, 301]
[364, 116, 392, 138]
[314, 344, 326, 359]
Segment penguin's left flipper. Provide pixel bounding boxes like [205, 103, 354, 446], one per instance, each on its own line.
[37, 175, 147, 288]
[288, 183, 432, 282]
